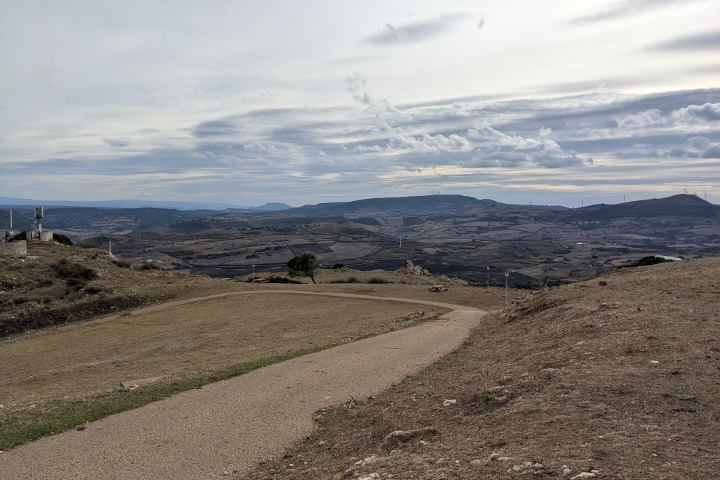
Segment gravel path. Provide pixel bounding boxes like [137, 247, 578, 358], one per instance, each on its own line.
[1, 293, 484, 479]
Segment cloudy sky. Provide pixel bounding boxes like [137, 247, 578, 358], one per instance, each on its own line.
[1, 0, 719, 207]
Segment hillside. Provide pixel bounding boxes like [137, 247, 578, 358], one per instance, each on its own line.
[571, 194, 720, 220]
[290, 195, 511, 216]
[0, 242, 239, 337]
[247, 257, 720, 479]
[4, 194, 719, 287]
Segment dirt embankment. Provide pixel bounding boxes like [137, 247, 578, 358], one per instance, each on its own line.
[246, 257, 720, 480]
[0, 242, 240, 337]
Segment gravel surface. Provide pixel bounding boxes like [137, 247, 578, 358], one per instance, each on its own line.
[0, 293, 484, 479]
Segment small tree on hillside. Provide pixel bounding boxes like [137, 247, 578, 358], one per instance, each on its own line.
[287, 253, 318, 284]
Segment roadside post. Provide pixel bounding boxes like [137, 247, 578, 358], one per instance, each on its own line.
[504, 270, 510, 306]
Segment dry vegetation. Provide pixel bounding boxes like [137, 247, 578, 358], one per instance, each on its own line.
[4, 240, 718, 480]
[0, 242, 243, 337]
[245, 257, 720, 480]
[0, 240, 506, 450]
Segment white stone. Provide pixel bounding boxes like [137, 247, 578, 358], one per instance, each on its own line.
[359, 474, 381, 480]
[443, 399, 457, 407]
[571, 472, 597, 479]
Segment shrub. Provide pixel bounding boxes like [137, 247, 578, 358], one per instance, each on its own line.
[79, 240, 99, 249]
[329, 276, 359, 284]
[617, 256, 675, 270]
[112, 259, 132, 269]
[266, 275, 302, 284]
[138, 263, 161, 271]
[367, 277, 389, 284]
[52, 233, 74, 246]
[52, 260, 98, 286]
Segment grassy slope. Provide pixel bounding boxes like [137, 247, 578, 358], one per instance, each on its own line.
[247, 257, 720, 480]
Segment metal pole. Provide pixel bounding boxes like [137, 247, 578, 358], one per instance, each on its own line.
[504, 270, 510, 306]
[486, 266, 490, 291]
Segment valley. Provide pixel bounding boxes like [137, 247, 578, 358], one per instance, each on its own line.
[11, 193, 713, 287]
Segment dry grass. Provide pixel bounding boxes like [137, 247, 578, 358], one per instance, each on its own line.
[0, 242, 508, 451]
[246, 257, 720, 480]
[0, 295, 449, 407]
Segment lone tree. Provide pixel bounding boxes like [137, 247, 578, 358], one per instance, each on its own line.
[287, 253, 318, 284]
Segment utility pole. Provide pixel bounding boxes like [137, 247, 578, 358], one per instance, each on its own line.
[486, 265, 490, 291]
[108, 238, 112, 255]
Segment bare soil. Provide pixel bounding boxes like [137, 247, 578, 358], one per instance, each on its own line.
[245, 257, 720, 480]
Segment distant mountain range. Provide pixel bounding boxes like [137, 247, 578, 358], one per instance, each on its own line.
[2, 194, 716, 236]
[0, 196, 291, 212]
[571, 194, 719, 220]
[289, 194, 567, 216]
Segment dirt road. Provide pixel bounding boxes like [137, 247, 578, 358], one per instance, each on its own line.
[0, 292, 484, 479]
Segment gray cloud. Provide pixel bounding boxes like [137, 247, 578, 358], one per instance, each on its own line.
[7, 88, 718, 205]
[568, 0, 705, 24]
[102, 138, 131, 147]
[647, 31, 720, 51]
[193, 119, 237, 138]
[366, 14, 467, 45]
[703, 146, 720, 159]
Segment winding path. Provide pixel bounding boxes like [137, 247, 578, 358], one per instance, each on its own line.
[1, 291, 485, 479]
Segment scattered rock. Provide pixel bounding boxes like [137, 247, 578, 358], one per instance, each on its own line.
[571, 471, 598, 479]
[396, 260, 431, 276]
[598, 280, 608, 286]
[443, 399, 457, 407]
[383, 428, 439, 447]
[649, 360, 660, 366]
[345, 455, 382, 476]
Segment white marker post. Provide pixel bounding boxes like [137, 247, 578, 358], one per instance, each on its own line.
[504, 270, 510, 306]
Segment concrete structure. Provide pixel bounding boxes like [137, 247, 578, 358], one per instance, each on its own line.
[26, 230, 54, 242]
[0, 240, 28, 256]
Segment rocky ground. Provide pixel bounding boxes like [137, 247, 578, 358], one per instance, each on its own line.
[245, 257, 720, 480]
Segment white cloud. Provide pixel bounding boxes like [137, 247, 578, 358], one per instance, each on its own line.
[672, 103, 720, 123]
[1, 1, 718, 206]
[616, 109, 667, 128]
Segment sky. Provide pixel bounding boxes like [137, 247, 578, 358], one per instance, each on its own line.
[1, 0, 719, 208]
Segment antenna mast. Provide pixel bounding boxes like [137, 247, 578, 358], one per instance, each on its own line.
[34, 206, 44, 235]
[4, 210, 13, 241]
